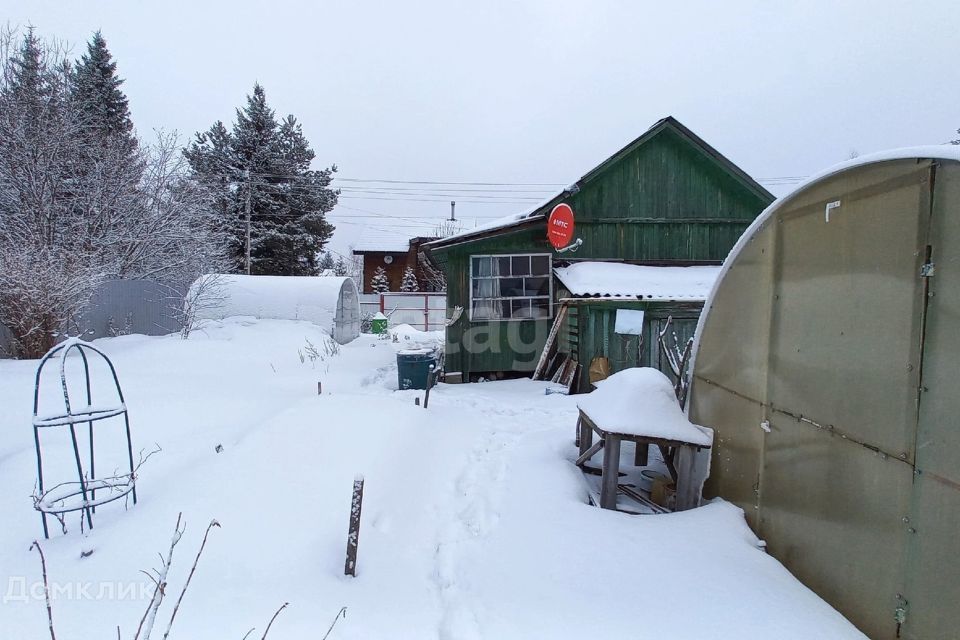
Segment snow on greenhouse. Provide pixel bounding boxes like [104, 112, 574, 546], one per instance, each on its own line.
[192, 274, 361, 343]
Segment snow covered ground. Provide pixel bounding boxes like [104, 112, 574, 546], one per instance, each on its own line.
[0, 319, 866, 639]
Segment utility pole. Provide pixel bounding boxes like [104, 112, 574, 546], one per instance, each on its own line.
[244, 168, 252, 275]
[450, 200, 456, 222]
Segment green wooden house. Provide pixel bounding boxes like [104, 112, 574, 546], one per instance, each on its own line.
[425, 117, 773, 384]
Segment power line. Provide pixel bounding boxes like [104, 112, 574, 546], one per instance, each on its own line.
[337, 195, 536, 205]
[333, 177, 566, 187]
[334, 185, 555, 194]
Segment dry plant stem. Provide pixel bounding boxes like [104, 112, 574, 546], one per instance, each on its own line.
[134, 513, 184, 640]
[161, 519, 221, 639]
[241, 628, 256, 640]
[321, 607, 347, 640]
[261, 602, 289, 640]
[30, 541, 56, 640]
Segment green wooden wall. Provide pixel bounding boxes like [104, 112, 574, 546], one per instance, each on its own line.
[440, 225, 554, 378]
[559, 127, 768, 262]
[432, 123, 772, 380]
[561, 301, 702, 393]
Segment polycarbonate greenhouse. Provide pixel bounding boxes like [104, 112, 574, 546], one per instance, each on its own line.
[687, 147, 960, 640]
[193, 274, 361, 344]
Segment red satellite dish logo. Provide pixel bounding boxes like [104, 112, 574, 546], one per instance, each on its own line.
[547, 203, 575, 249]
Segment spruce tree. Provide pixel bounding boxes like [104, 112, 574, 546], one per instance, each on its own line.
[319, 252, 335, 270]
[71, 31, 136, 155]
[333, 256, 347, 276]
[400, 266, 419, 292]
[185, 83, 337, 275]
[370, 266, 390, 293]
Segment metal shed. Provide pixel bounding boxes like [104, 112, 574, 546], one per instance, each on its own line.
[193, 274, 361, 344]
[687, 147, 960, 640]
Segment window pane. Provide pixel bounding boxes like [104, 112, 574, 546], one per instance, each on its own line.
[512, 256, 530, 276]
[524, 277, 549, 296]
[531, 255, 550, 275]
[511, 299, 532, 319]
[499, 277, 524, 297]
[472, 256, 491, 277]
[472, 300, 505, 320]
[531, 299, 551, 319]
[472, 277, 495, 298]
[495, 256, 511, 276]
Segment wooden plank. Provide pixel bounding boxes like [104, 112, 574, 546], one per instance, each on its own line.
[344, 475, 365, 577]
[565, 363, 581, 395]
[600, 435, 621, 509]
[532, 302, 568, 380]
[659, 444, 678, 481]
[576, 439, 605, 467]
[579, 409, 711, 451]
[559, 359, 578, 388]
[618, 484, 671, 514]
[544, 352, 563, 381]
[550, 356, 570, 383]
[578, 415, 593, 455]
[634, 442, 649, 467]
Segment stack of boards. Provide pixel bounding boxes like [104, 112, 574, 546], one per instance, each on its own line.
[532, 303, 580, 393]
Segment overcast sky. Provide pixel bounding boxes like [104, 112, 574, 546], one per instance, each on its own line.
[6, 1, 960, 257]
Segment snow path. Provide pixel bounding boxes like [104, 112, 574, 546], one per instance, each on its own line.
[0, 319, 867, 639]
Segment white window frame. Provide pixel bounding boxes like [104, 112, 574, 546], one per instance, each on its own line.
[468, 253, 553, 322]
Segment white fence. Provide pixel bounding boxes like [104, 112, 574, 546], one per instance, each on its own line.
[359, 292, 446, 331]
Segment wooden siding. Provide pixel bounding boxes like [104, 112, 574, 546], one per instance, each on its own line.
[441, 226, 553, 378]
[560, 300, 702, 393]
[560, 128, 766, 262]
[432, 122, 772, 380]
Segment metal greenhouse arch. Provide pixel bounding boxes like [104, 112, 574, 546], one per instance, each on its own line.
[688, 146, 960, 640]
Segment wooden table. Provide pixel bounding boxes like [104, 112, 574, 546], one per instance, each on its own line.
[576, 408, 711, 511]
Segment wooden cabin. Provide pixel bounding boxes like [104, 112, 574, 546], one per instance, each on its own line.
[424, 117, 773, 383]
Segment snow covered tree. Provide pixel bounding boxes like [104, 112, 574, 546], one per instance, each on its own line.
[370, 266, 390, 293]
[319, 251, 335, 271]
[185, 84, 337, 275]
[400, 266, 419, 292]
[333, 256, 347, 276]
[0, 28, 101, 357]
[0, 27, 229, 357]
[71, 31, 136, 154]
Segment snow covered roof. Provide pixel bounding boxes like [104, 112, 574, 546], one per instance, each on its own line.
[423, 207, 549, 248]
[554, 262, 721, 301]
[352, 228, 420, 253]
[578, 367, 712, 445]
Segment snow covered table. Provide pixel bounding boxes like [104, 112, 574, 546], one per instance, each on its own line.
[575, 368, 712, 512]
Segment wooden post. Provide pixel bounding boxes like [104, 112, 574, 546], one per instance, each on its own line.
[318, 381, 322, 395]
[344, 475, 364, 577]
[578, 415, 593, 457]
[634, 442, 649, 467]
[600, 435, 621, 510]
[423, 364, 435, 408]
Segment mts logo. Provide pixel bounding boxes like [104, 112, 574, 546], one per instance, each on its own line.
[552, 219, 570, 229]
